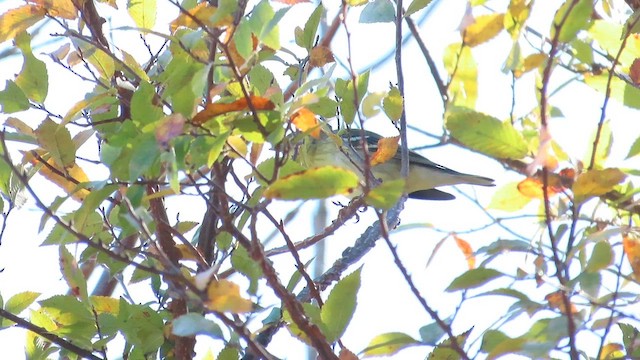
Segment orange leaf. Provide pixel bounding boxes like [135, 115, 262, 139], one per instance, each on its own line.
[453, 235, 475, 269]
[370, 136, 399, 166]
[24, 150, 90, 201]
[290, 107, 320, 138]
[0, 5, 46, 43]
[192, 96, 275, 125]
[517, 176, 563, 199]
[309, 45, 335, 68]
[545, 290, 578, 314]
[623, 235, 640, 281]
[206, 280, 253, 313]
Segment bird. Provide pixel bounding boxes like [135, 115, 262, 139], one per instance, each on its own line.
[299, 128, 494, 200]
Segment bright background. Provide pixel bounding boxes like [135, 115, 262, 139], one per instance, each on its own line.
[1, 0, 639, 359]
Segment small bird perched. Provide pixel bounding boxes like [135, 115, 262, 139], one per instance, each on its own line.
[300, 128, 494, 200]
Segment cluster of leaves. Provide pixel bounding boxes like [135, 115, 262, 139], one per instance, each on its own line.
[2, 0, 640, 359]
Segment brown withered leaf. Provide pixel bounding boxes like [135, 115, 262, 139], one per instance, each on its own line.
[630, 58, 640, 85]
[309, 45, 335, 68]
[545, 290, 578, 315]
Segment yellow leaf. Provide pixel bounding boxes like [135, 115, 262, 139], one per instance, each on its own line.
[514, 53, 547, 78]
[226, 135, 247, 158]
[463, 13, 505, 47]
[290, 107, 320, 138]
[29, 0, 77, 19]
[0, 5, 46, 43]
[488, 181, 531, 212]
[599, 343, 624, 360]
[206, 280, 253, 313]
[90, 296, 120, 314]
[24, 150, 90, 201]
[572, 168, 626, 202]
[623, 235, 640, 281]
[370, 135, 399, 166]
[169, 2, 232, 32]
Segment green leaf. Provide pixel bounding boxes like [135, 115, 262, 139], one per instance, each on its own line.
[127, 0, 157, 29]
[35, 118, 76, 168]
[59, 246, 89, 301]
[552, 0, 592, 43]
[362, 332, 419, 357]
[117, 300, 165, 353]
[588, 20, 640, 68]
[283, 303, 324, 345]
[419, 318, 451, 345]
[383, 86, 403, 121]
[299, 5, 323, 50]
[230, 246, 263, 295]
[249, 1, 282, 50]
[362, 91, 384, 118]
[131, 81, 164, 126]
[255, 157, 306, 186]
[263, 166, 360, 200]
[626, 136, 640, 159]
[584, 73, 640, 110]
[481, 329, 512, 353]
[619, 323, 640, 358]
[446, 110, 528, 160]
[405, 0, 433, 17]
[429, 328, 472, 359]
[172, 313, 224, 338]
[360, 0, 395, 23]
[129, 133, 160, 180]
[335, 70, 370, 124]
[586, 241, 613, 273]
[321, 268, 361, 343]
[365, 179, 404, 210]
[234, 20, 253, 61]
[446, 268, 504, 291]
[0, 80, 29, 113]
[15, 32, 48, 103]
[578, 272, 600, 298]
[5, 291, 40, 315]
[583, 120, 612, 169]
[218, 347, 240, 360]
